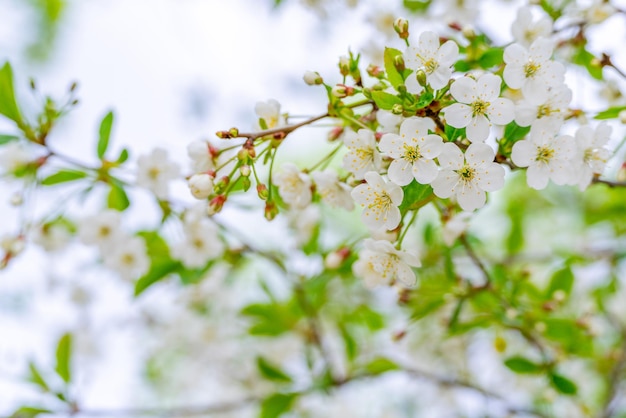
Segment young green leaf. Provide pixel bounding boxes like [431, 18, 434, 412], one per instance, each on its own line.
[546, 266, 574, 298]
[0, 134, 19, 145]
[134, 260, 179, 296]
[504, 356, 542, 374]
[595, 106, 626, 120]
[364, 357, 400, 375]
[55, 333, 72, 383]
[10, 406, 53, 418]
[259, 393, 298, 418]
[550, 373, 578, 395]
[371, 91, 402, 111]
[384, 47, 405, 90]
[0, 62, 24, 125]
[256, 357, 293, 383]
[107, 182, 130, 211]
[41, 170, 87, 185]
[97, 111, 114, 159]
[27, 362, 50, 392]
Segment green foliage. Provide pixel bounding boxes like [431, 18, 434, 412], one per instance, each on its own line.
[259, 393, 298, 418]
[10, 407, 53, 418]
[364, 357, 400, 374]
[41, 169, 87, 185]
[383, 48, 412, 90]
[595, 105, 626, 119]
[27, 362, 50, 392]
[107, 181, 130, 211]
[504, 356, 543, 374]
[546, 266, 574, 298]
[572, 46, 603, 80]
[257, 357, 293, 383]
[398, 182, 433, 213]
[55, 333, 72, 383]
[0, 134, 20, 144]
[371, 91, 402, 111]
[0, 62, 24, 126]
[241, 300, 301, 336]
[550, 373, 578, 395]
[402, 0, 432, 12]
[499, 121, 530, 157]
[97, 111, 114, 159]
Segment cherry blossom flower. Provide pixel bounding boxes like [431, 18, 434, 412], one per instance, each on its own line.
[312, 170, 354, 210]
[442, 212, 472, 246]
[376, 110, 402, 134]
[511, 122, 577, 190]
[573, 122, 613, 190]
[103, 236, 150, 280]
[503, 38, 565, 102]
[405, 31, 459, 91]
[188, 173, 215, 199]
[136, 148, 180, 200]
[379, 117, 444, 186]
[187, 140, 214, 173]
[511, 6, 553, 46]
[33, 223, 71, 252]
[443, 74, 514, 142]
[255, 99, 285, 130]
[274, 163, 312, 209]
[515, 84, 571, 131]
[431, 143, 505, 211]
[351, 171, 403, 231]
[78, 210, 124, 251]
[352, 238, 420, 288]
[172, 216, 224, 269]
[342, 129, 382, 180]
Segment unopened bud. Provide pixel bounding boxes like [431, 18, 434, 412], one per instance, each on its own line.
[367, 64, 384, 78]
[207, 195, 226, 215]
[461, 25, 476, 39]
[303, 70, 323, 85]
[324, 247, 350, 269]
[338, 55, 350, 76]
[188, 173, 214, 199]
[494, 336, 507, 353]
[328, 126, 344, 142]
[264, 201, 278, 221]
[257, 184, 269, 200]
[534, 321, 546, 333]
[242, 177, 251, 191]
[553, 289, 566, 302]
[239, 165, 251, 177]
[331, 84, 354, 98]
[393, 17, 409, 40]
[618, 110, 626, 124]
[393, 55, 405, 73]
[415, 69, 427, 87]
[590, 57, 602, 68]
[213, 176, 230, 194]
[396, 84, 407, 95]
[69, 81, 78, 92]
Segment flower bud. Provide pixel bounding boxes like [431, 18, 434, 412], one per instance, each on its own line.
[324, 247, 350, 269]
[213, 176, 230, 195]
[264, 201, 278, 221]
[393, 55, 405, 73]
[338, 55, 350, 76]
[461, 25, 476, 39]
[207, 195, 226, 215]
[331, 84, 354, 98]
[415, 69, 427, 87]
[303, 70, 323, 85]
[367, 64, 383, 78]
[242, 176, 251, 192]
[393, 17, 409, 40]
[257, 184, 269, 200]
[188, 173, 214, 199]
[239, 165, 251, 177]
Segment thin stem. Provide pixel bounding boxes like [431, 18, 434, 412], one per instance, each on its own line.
[396, 210, 418, 248]
[304, 143, 343, 173]
[459, 234, 492, 288]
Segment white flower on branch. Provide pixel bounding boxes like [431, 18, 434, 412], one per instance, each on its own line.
[351, 171, 403, 231]
[352, 238, 420, 288]
[312, 170, 354, 210]
[188, 173, 215, 200]
[405, 31, 459, 91]
[511, 122, 576, 190]
[0, 141, 31, 174]
[136, 148, 180, 200]
[187, 140, 215, 173]
[103, 236, 150, 280]
[379, 117, 444, 186]
[514, 83, 571, 132]
[573, 122, 613, 191]
[511, 6, 553, 47]
[342, 129, 382, 180]
[274, 163, 312, 209]
[78, 210, 124, 251]
[255, 99, 285, 130]
[443, 74, 514, 143]
[172, 217, 223, 269]
[431, 143, 505, 211]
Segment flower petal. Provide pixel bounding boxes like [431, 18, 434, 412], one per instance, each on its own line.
[476, 74, 502, 101]
[420, 135, 444, 159]
[456, 181, 486, 211]
[413, 159, 439, 184]
[488, 98, 515, 125]
[443, 103, 472, 128]
[450, 77, 477, 104]
[438, 142, 464, 170]
[465, 143, 495, 167]
[466, 115, 491, 142]
[476, 163, 505, 192]
[511, 140, 535, 167]
[526, 163, 550, 189]
[388, 159, 414, 186]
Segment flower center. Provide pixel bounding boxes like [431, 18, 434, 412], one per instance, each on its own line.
[98, 226, 111, 238]
[471, 100, 489, 117]
[355, 147, 374, 168]
[537, 104, 554, 118]
[122, 253, 135, 266]
[423, 58, 438, 74]
[148, 167, 161, 180]
[457, 165, 476, 182]
[368, 191, 393, 214]
[524, 61, 541, 78]
[402, 144, 422, 163]
[535, 146, 554, 163]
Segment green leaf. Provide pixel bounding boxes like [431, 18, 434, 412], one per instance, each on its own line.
[55, 333, 72, 383]
[97, 111, 114, 159]
[41, 170, 87, 185]
[572, 46, 603, 80]
[0, 62, 24, 125]
[0, 134, 19, 145]
[371, 91, 402, 111]
[384, 47, 405, 89]
[339, 324, 358, 361]
[478, 48, 504, 69]
[444, 125, 465, 142]
[547, 266, 574, 298]
[10, 407, 52, 418]
[116, 148, 129, 164]
[256, 356, 293, 383]
[595, 106, 626, 120]
[107, 182, 130, 211]
[402, 0, 432, 12]
[399, 182, 433, 213]
[504, 356, 542, 374]
[134, 260, 179, 296]
[259, 393, 298, 418]
[413, 91, 434, 109]
[550, 373, 578, 395]
[27, 362, 50, 392]
[364, 357, 399, 375]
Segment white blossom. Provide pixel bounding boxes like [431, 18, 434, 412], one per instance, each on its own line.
[188, 173, 214, 199]
[103, 236, 150, 280]
[78, 210, 124, 251]
[274, 163, 312, 209]
[431, 143, 505, 211]
[511, 122, 577, 190]
[376, 110, 403, 134]
[172, 218, 224, 269]
[515, 84, 571, 132]
[351, 171, 403, 231]
[352, 239, 420, 288]
[312, 170, 354, 210]
[342, 129, 382, 180]
[255, 99, 285, 130]
[187, 140, 214, 173]
[584, 0, 615, 24]
[33, 223, 71, 252]
[136, 148, 180, 200]
[405, 31, 459, 91]
[443, 74, 514, 142]
[442, 212, 472, 246]
[379, 117, 443, 186]
[573, 122, 613, 190]
[503, 38, 565, 102]
[0, 141, 31, 173]
[511, 6, 553, 46]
